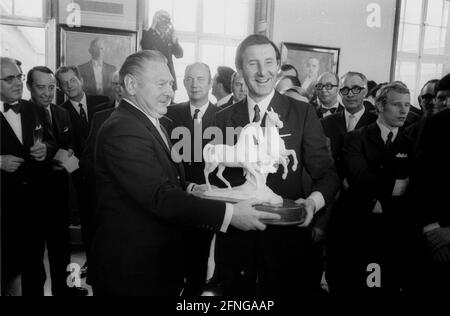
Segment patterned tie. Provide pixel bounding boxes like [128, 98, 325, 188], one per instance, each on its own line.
[4, 102, 22, 114]
[385, 131, 393, 149]
[253, 104, 261, 123]
[193, 109, 201, 120]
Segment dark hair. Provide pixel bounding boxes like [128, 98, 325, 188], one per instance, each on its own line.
[435, 74, 450, 94]
[281, 75, 301, 88]
[369, 82, 388, 98]
[280, 64, 298, 77]
[235, 34, 281, 70]
[55, 66, 82, 86]
[120, 50, 167, 87]
[27, 66, 54, 86]
[366, 80, 377, 97]
[216, 66, 235, 94]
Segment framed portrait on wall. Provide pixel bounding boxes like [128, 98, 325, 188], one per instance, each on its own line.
[58, 25, 137, 102]
[280, 42, 340, 97]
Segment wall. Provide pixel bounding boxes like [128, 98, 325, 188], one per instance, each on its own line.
[272, 0, 397, 83]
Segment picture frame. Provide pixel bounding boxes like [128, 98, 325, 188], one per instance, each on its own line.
[280, 42, 340, 95]
[58, 25, 137, 102]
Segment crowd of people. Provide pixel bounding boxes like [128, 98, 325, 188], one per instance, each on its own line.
[1, 30, 449, 296]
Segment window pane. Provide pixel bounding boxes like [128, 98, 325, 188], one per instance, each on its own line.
[395, 61, 417, 96]
[401, 0, 422, 24]
[0, 0, 13, 15]
[399, 24, 420, 53]
[203, 0, 225, 34]
[173, 42, 196, 103]
[420, 63, 443, 88]
[224, 46, 238, 69]
[0, 25, 46, 99]
[426, 0, 446, 27]
[14, 0, 43, 18]
[200, 43, 224, 74]
[225, 0, 249, 36]
[173, 0, 197, 32]
[423, 26, 447, 55]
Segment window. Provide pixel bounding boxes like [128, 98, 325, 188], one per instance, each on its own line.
[1, 0, 50, 100]
[148, 0, 255, 103]
[395, 0, 450, 104]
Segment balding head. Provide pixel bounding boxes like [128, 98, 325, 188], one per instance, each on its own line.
[1, 57, 24, 103]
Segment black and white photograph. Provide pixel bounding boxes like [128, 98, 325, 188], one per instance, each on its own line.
[1, 0, 450, 303]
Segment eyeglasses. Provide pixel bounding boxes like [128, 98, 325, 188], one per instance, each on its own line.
[315, 83, 338, 91]
[340, 86, 365, 95]
[0, 74, 25, 84]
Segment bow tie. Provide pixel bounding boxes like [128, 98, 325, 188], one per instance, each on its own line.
[4, 102, 22, 114]
[320, 107, 337, 115]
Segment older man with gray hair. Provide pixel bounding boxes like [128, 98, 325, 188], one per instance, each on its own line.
[89, 50, 279, 296]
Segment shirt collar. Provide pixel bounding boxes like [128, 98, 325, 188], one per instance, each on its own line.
[216, 94, 232, 107]
[376, 118, 398, 143]
[123, 97, 160, 127]
[247, 89, 275, 121]
[344, 105, 365, 122]
[70, 93, 87, 109]
[0, 100, 19, 112]
[190, 101, 210, 119]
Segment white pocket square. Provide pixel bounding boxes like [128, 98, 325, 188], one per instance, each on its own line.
[396, 153, 408, 158]
[63, 127, 69, 133]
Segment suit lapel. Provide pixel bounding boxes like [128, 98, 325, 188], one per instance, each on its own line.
[366, 123, 385, 150]
[336, 111, 347, 135]
[182, 103, 194, 132]
[231, 99, 250, 127]
[267, 92, 289, 134]
[21, 101, 35, 148]
[356, 110, 373, 130]
[202, 102, 216, 128]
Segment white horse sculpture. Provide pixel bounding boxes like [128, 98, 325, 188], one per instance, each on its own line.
[263, 108, 298, 180]
[203, 123, 268, 191]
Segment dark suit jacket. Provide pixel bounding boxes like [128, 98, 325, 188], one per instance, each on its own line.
[77, 61, 117, 100]
[410, 109, 450, 228]
[166, 102, 219, 184]
[219, 96, 234, 110]
[341, 122, 414, 221]
[215, 91, 339, 203]
[89, 100, 227, 295]
[1, 100, 56, 280]
[141, 28, 183, 91]
[60, 95, 110, 157]
[47, 103, 74, 151]
[321, 109, 378, 179]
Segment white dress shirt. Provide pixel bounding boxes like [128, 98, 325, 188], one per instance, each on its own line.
[376, 118, 398, 144]
[216, 94, 232, 108]
[0, 100, 23, 144]
[344, 106, 365, 132]
[92, 60, 103, 94]
[70, 94, 89, 122]
[248, 90, 326, 213]
[190, 101, 209, 121]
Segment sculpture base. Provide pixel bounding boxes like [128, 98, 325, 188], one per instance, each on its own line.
[193, 191, 306, 226]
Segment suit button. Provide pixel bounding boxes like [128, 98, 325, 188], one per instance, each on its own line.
[177, 176, 180, 180]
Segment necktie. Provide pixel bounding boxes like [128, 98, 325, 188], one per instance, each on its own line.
[253, 104, 261, 123]
[385, 131, 393, 149]
[4, 102, 22, 114]
[320, 107, 337, 116]
[156, 119, 170, 150]
[79, 103, 88, 126]
[347, 114, 357, 132]
[44, 108, 52, 126]
[193, 109, 201, 120]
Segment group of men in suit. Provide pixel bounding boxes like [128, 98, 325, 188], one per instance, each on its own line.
[0, 56, 116, 295]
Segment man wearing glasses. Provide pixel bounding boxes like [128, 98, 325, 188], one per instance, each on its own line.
[314, 72, 344, 119]
[1, 57, 55, 295]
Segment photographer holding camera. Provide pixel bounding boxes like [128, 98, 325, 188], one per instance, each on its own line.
[141, 10, 184, 92]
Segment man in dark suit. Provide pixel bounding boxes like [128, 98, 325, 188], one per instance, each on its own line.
[314, 72, 345, 119]
[1, 57, 55, 296]
[166, 62, 219, 296]
[77, 38, 117, 100]
[335, 81, 414, 295]
[89, 50, 279, 296]
[212, 66, 234, 108]
[27, 66, 88, 296]
[55, 65, 110, 278]
[214, 35, 340, 296]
